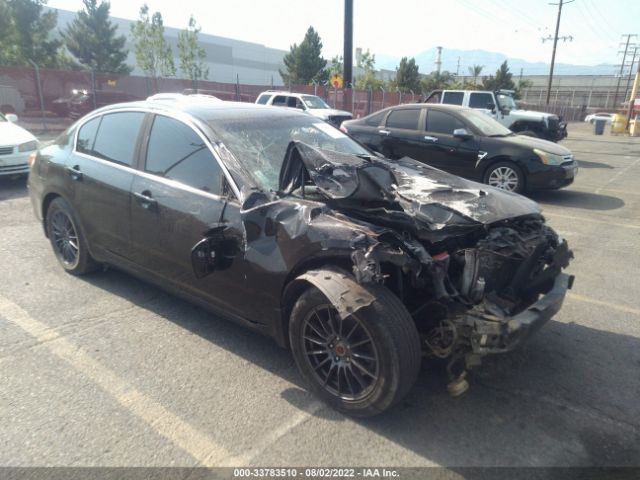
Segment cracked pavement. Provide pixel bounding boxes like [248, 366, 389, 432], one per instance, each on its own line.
[0, 122, 639, 467]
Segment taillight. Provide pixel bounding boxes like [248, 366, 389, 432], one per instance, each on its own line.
[27, 152, 37, 168]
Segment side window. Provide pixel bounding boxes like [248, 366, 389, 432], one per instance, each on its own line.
[469, 92, 495, 109]
[256, 94, 270, 105]
[92, 112, 144, 166]
[76, 117, 101, 154]
[145, 115, 223, 195]
[426, 110, 465, 135]
[442, 92, 464, 105]
[386, 109, 420, 130]
[272, 95, 287, 106]
[364, 110, 387, 126]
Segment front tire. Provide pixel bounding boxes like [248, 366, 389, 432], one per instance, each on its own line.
[289, 283, 421, 417]
[484, 161, 525, 193]
[45, 197, 98, 275]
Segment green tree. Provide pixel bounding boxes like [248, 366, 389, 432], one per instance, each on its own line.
[327, 54, 342, 76]
[395, 57, 420, 93]
[421, 70, 455, 92]
[0, 0, 64, 67]
[178, 15, 208, 86]
[514, 78, 533, 99]
[130, 4, 175, 86]
[354, 49, 383, 90]
[62, 0, 131, 73]
[280, 26, 327, 85]
[482, 61, 515, 91]
[468, 64, 484, 86]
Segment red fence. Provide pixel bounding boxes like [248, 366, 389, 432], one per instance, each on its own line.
[0, 65, 421, 121]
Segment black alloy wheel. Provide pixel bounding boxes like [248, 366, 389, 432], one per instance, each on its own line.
[301, 304, 380, 401]
[45, 197, 98, 275]
[289, 283, 421, 417]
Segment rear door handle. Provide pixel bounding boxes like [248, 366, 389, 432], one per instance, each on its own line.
[424, 136, 438, 143]
[65, 165, 83, 180]
[134, 191, 157, 209]
[378, 129, 391, 136]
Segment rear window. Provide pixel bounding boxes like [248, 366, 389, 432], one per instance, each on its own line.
[91, 112, 144, 166]
[386, 108, 420, 130]
[442, 91, 464, 105]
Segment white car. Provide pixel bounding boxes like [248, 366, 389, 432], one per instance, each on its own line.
[255, 91, 353, 126]
[584, 112, 614, 124]
[0, 113, 39, 177]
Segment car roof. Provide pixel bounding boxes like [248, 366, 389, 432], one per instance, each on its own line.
[87, 99, 311, 123]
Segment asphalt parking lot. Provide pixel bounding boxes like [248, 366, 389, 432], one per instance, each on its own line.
[1, 121, 639, 469]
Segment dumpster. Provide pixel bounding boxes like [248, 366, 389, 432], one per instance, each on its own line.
[594, 118, 606, 135]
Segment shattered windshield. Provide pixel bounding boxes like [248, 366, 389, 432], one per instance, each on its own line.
[458, 109, 513, 137]
[209, 114, 370, 191]
[302, 95, 330, 109]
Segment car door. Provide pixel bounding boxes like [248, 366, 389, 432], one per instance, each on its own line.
[422, 108, 480, 178]
[70, 110, 145, 260]
[378, 107, 425, 160]
[129, 114, 246, 318]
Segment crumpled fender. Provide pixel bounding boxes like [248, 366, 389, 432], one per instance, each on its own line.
[293, 267, 376, 320]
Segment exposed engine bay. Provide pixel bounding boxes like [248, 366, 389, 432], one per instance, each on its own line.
[277, 141, 574, 391]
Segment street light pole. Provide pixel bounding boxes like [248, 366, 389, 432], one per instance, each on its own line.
[343, 0, 353, 112]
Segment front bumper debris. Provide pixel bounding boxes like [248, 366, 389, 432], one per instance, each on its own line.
[460, 273, 574, 354]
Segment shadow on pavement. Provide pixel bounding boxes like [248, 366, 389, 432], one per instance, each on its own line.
[0, 175, 28, 201]
[531, 189, 624, 211]
[80, 268, 640, 468]
[576, 159, 615, 169]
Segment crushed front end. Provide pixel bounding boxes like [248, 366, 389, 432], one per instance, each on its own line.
[281, 142, 574, 393]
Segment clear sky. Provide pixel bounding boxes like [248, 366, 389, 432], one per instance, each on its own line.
[48, 0, 639, 68]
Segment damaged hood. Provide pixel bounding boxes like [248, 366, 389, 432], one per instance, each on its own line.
[278, 141, 541, 232]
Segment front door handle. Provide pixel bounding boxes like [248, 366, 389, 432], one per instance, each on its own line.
[378, 129, 391, 136]
[134, 191, 157, 209]
[424, 136, 438, 143]
[65, 165, 83, 181]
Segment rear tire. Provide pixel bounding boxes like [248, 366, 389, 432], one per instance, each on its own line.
[289, 283, 421, 417]
[45, 197, 98, 275]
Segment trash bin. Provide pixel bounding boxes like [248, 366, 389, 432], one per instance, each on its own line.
[594, 118, 606, 135]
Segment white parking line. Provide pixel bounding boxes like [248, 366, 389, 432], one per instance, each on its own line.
[0, 294, 230, 466]
[568, 293, 640, 317]
[594, 157, 640, 194]
[543, 212, 640, 230]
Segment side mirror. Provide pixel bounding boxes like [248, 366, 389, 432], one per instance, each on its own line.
[191, 238, 217, 278]
[486, 102, 496, 113]
[6, 113, 18, 123]
[453, 128, 473, 140]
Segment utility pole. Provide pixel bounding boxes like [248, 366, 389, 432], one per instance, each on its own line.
[626, 52, 640, 129]
[343, 0, 353, 112]
[456, 56, 461, 77]
[544, 0, 574, 105]
[624, 46, 639, 104]
[613, 36, 637, 109]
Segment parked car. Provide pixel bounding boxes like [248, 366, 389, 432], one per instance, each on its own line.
[29, 100, 573, 417]
[584, 112, 614, 124]
[51, 89, 87, 117]
[425, 89, 567, 142]
[341, 104, 578, 193]
[0, 112, 39, 177]
[255, 90, 352, 126]
[68, 90, 140, 119]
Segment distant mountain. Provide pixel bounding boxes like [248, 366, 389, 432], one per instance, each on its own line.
[375, 48, 615, 76]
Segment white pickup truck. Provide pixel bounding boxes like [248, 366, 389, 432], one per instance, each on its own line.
[425, 89, 567, 142]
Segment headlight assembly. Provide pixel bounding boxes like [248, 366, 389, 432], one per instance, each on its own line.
[18, 140, 38, 152]
[534, 148, 565, 165]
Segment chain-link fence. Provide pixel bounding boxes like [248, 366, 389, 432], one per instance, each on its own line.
[0, 66, 427, 133]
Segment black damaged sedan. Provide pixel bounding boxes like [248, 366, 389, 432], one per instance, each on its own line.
[341, 104, 578, 194]
[28, 100, 573, 417]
